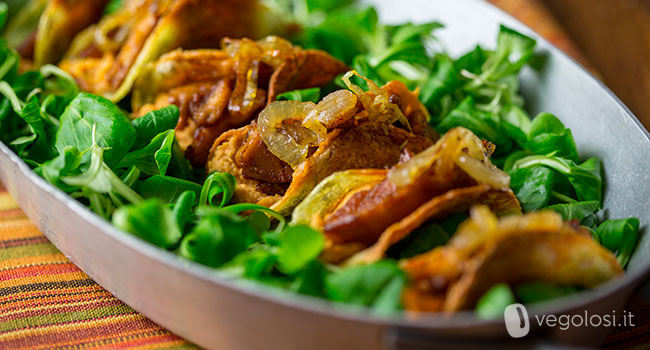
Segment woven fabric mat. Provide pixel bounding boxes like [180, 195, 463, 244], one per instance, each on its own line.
[1, 1, 648, 349]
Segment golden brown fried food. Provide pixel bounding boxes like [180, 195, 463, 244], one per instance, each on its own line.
[346, 185, 521, 265]
[4, 0, 109, 67]
[133, 37, 348, 166]
[322, 127, 511, 248]
[207, 122, 432, 213]
[207, 124, 283, 207]
[60, 0, 284, 102]
[400, 206, 623, 312]
[207, 78, 436, 216]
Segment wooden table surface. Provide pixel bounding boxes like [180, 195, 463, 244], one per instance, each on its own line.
[499, 0, 650, 130]
[543, 0, 650, 130]
[490, 0, 650, 129]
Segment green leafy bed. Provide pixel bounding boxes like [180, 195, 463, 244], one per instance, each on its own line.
[0, 0, 641, 317]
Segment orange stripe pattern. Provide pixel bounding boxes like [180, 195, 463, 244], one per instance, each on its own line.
[0, 183, 196, 350]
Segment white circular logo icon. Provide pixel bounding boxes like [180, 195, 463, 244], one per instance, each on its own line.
[504, 303, 530, 338]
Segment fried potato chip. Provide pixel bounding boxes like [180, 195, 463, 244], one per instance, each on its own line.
[323, 127, 510, 247]
[4, 0, 108, 66]
[400, 206, 623, 312]
[345, 185, 521, 265]
[291, 169, 388, 229]
[269, 122, 432, 215]
[61, 0, 284, 101]
[134, 37, 347, 166]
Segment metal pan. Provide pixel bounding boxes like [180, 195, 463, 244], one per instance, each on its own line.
[1, 0, 649, 349]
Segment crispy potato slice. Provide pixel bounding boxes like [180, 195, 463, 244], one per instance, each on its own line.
[206, 79, 434, 214]
[61, 0, 284, 101]
[291, 169, 388, 229]
[35, 0, 109, 66]
[444, 230, 623, 311]
[400, 206, 623, 312]
[3, 0, 108, 66]
[206, 124, 282, 208]
[323, 127, 510, 246]
[207, 122, 431, 213]
[133, 37, 347, 166]
[346, 185, 521, 265]
[269, 122, 432, 215]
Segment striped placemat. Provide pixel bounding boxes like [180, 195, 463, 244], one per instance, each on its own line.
[0, 183, 196, 349]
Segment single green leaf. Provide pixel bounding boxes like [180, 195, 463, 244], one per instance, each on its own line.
[545, 201, 599, 222]
[131, 105, 179, 149]
[56, 93, 137, 167]
[326, 260, 406, 314]
[247, 210, 271, 235]
[390, 21, 442, 45]
[475, 283, 516, 319]
[455, 45, 488, 74]
[508, 166, 554, 212]
[179, 210, 259, 268]
[172, 190, 196, 235]
[113, 198, 181, 249]
[528, 112, 565, 137]
[226, 247, 278, 279]
[137, 175, 201, 203]
[291, 260, 327, 297]
[568, 157, 602, 204]
[596, 218, 640, 268]
[372, 41, 430, 68]
[500, 104, 530, 147]
[527, 129, 579, 163]
[274, 225, 325, 274]
[117, 130, 175, 175]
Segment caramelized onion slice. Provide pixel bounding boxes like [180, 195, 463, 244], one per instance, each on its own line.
[387, 127, 510, 189]
[341, 70, 411, 130]
[257, 101, 316, 167]
[304, 89, 358, 132]
[258, 89, 360, 169]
